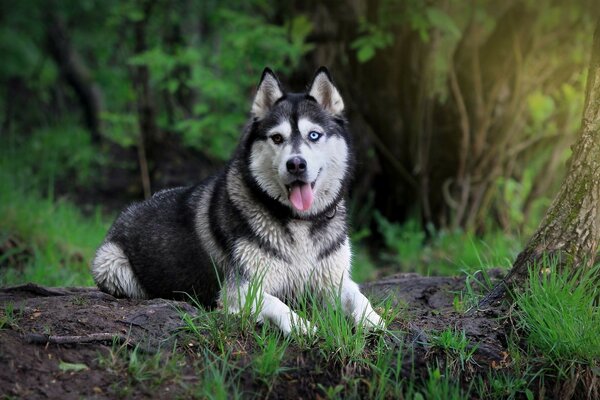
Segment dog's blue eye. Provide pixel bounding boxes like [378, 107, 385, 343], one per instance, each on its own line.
[308, 131, 322, 142]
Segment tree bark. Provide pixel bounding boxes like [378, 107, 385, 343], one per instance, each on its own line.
[479, 18, 600, 308]
[46, 14, 103, 144]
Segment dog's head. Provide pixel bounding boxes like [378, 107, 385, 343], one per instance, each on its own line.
[242, 67, 352, 218]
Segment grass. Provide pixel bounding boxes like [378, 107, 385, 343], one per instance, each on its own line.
[3, 125, 599, 398]
[0, 302, 21, 330]
[175, 278, 422, 398]
[0, 125, 110, 287]
[450, 268, 497, 313]
[420, 365, 472, 399]
[252, 327, 289, 388]
[516, 260, 600, 364]
[192, 350, 243, 400]
[476, 372, 536, 400]
[298, 294, 371, 362]
[373, 211, 522, 276]
[0, 184, 108, 287]
[98, 339, 185, 395]
[430, 328, 478, 372]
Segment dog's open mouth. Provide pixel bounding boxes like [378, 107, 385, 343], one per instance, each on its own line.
[285, 168, 321, 212]
[286, 179, 317, 212]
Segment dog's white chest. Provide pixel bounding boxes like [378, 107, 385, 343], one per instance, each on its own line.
[233, 220, 350, 297]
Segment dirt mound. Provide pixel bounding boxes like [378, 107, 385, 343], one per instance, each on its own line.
[0, 274, 509, 399]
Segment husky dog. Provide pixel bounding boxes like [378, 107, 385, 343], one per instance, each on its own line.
[92, 67, 383, 334]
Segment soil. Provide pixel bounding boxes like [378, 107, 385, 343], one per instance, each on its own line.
[0, 274, 511, 399]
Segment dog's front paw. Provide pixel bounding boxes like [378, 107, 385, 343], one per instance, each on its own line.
[356, 310, 386, 331]
[279, 313, 316, 336]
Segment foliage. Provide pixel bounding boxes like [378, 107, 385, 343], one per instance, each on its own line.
[420, 365, 472, 400]
[373, 212, 521, 275]
[0, 2, 598, 398]
[1, 0, 311, 161]
[0, 0, 593, 248]
[0, 126, 109, 287]
[347, 0, 592, 234]
[129, 8, 313, 158]
[58, 361, 89, 372]
[476, 372, 535, 400]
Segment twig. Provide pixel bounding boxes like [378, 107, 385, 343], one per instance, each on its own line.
[0, 283, 67, 297]
[25, 332, 129, 346]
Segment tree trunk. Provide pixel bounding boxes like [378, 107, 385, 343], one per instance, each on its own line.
[132, 1, 159, 199]
[46, 14, 103, 144]
[479, 18, 600, 308]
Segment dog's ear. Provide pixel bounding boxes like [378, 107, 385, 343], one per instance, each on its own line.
[308, 67, 344, 115]
[251, 68, 284, 119]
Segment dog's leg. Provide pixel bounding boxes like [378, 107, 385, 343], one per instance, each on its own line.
[222, 280, 314, 336]
[259, 292, 315, 335]
[340, 277, 385, 330]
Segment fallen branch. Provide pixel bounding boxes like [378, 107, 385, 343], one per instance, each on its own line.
[0, 283, 68, 297]
[25, 332, 129, 346]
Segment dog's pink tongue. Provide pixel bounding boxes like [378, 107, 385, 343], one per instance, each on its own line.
[289, 183, 314, 211]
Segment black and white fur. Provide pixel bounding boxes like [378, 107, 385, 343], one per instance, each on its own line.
[92, 67, 383, 334]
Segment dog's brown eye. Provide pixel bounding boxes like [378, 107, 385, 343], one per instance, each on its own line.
[271, 134, 284, 145]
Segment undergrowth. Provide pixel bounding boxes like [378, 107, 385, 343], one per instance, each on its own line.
[0, 125, 109, 286]
[373, 211, 522, 276]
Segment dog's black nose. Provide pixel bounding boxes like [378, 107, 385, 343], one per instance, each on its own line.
[286, 156, 307, 175]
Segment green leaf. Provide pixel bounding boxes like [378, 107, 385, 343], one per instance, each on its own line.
[288, 15, 313, 45]
[357, 46, 376, 63]
[426, 8, 461, 39]
[59, 361, 89, 372]
[525, 389, 535, 400]
[527, 91, 555, 125]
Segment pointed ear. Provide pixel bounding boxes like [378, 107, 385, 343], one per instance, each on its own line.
[251, 68, 284, 119]
[308, 67, 344, 115]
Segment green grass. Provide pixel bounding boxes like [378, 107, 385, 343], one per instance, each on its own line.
[0, 125, 110, 287]
[288, 288, 403, 363]
[192, 350, 243, 400]
[516, 260, 600, 364]
[3, 125, 598, 399]
[0, 184, 109, 286]
[453, 268, 497, 312]
[0, 302, 21, 330]
[476, 372, 536, 400]
[179, 283, 410, 397]
[98, 340, 185, 396]
[252, 327, 289, 388]
[351, 245, 378, 283]
[430, 328, 478, 372]
[420, 365, 472, 399]
[373, 211, 522, 276]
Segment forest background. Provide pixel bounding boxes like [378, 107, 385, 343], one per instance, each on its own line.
[1, 0, 598, 286]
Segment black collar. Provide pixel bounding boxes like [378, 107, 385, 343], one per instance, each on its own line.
[290, 202, 338, 222]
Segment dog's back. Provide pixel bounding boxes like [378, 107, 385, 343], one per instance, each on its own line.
[93, 182, 220, 305]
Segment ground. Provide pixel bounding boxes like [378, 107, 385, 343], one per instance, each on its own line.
[0, 272, 512, 399]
